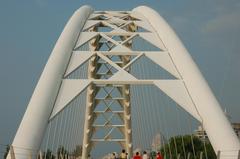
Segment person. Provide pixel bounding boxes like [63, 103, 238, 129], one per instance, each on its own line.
[120, 149, 127, 159]
[87, 154, 92, 159]
[156, 152, 163, 159]
[142, 151, 148, 159]
[126, 153, 130, 159]
[111, 152, 117, 159]
[150, 151, 156, 159]
[133, 152, 142, 159]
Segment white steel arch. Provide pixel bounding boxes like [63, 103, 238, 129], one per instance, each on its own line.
[7, 5, 94, 159]
[133, 6, 240, 157]
[8, 5, 240, 159]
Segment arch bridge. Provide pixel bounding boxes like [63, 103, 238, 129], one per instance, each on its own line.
[7, 5, 240, 159]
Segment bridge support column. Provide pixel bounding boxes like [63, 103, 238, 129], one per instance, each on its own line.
[82, 52, 98, 158]
[122, 85, 132, 157]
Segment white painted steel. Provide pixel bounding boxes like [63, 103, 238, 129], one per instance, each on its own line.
[50, 79, 90, 119]
[138, 33, 166, 50]
[133, 6, 240, 157]
[8, 5, 93, 159]
[83, 20, 101, 31]
[144, 51, 180, 78]
[134, 21, 154, 32]
[9, 5, 240, 159]
[109, 69, 137, 81]
[154, 80, 201, 121]
[74, 32, 98, 49]
[64, 51, 95, 77]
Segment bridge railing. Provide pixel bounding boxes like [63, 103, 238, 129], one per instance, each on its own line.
[5, 145, 80, 159]
[4, 145, 240, 159]
[4, 145, 39, 159]
[216, 150, 240, 159]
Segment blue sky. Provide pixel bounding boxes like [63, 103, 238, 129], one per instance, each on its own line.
[0, 0, 240, 150]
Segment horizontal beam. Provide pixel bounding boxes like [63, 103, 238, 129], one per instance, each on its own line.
[94, 111, 124, 114]
[92, 79, 182, 85]
[73, 50, 166, 55]
[91, 139, 126, 142]
[92, 125, 124, 127]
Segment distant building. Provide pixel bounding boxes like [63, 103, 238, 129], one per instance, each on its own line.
[195, 111, 240, 142]
[194, 125, 208, 142]
[194, 123, 240, 142]
[152, 133, 162, 151]
[151, 133, 166, 151]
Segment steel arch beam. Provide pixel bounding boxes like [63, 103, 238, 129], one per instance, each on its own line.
[133, 5, 240, 158]
[8, 5, 93, 159]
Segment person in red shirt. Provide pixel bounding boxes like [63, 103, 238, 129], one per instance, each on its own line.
[156, 152, 163, 159]
[133, 152, 142, 159]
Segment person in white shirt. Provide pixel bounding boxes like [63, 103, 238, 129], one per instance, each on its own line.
[111, 152, 117, 159]
[142, 151, 148, 159]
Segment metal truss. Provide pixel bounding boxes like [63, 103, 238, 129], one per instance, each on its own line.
[50, 10, 200, 158]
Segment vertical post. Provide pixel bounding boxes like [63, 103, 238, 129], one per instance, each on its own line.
[187, 152, 191, 159]
[217, 151, 221, 159]
[82, 14, 135, 158]
[177, 154, 181, 159]
[28, 151, 32, 159]
[122, 55, 132, 157]
[82, 83, 96, 158]
[9, 146, 15, 159]
[38, 150, 43, 159]
[120, 22, 136, 157]
[82, 37, 98, 158]
[238, 149, 240, 159]
[200, 151, 203, 159]
[122, 84, 132, 156]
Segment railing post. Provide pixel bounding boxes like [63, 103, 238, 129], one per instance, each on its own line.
[60, 153, 64, 159]
[200, 151, 203, 159]
[177, 153, 181, 159]
[238, 149, 240, 159]
[38, 150, 43, 159]
[217, 151, 221, 159]
[9, 145, 15, 159]
[29, 150, 33, 159]
[187, 152, 191, 159]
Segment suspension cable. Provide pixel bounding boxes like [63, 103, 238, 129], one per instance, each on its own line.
[175, 104, 187, 159]
[44, 121, 52, 159]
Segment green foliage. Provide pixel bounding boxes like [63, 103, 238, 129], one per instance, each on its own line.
[57, 146, 68, 159]
[39, 145, 82, 159]
[41, 149, 56, 159]
[204, 142, 216, 159]
[72, 145, 82, 157]
[160, 135, 216, 159]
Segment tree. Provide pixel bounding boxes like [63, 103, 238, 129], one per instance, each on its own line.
[72, 145, 82, 157]
[160, 135, 216, 159]
[39, 149, 55, 159]
[57, 146, 68, 159]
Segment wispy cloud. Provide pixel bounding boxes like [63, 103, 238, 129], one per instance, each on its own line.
[202, 9, 240, 35]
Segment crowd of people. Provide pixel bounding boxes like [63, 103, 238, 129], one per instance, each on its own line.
[107, 149, 164, 159]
